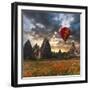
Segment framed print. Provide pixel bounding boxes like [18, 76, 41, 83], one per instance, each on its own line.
[11, 2, 88, 87]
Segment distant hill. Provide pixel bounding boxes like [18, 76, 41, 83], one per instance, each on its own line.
[24, 40, 33, 59]
[23, 39, 80, 60]
[40, 38, 52, 58]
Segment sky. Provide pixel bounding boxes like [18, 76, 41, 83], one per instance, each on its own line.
[22, 10, 80, 52]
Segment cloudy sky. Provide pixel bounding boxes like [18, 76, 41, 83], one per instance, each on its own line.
[22, 10, 80, 52]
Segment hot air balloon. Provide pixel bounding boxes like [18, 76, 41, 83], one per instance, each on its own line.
[59, 27, 71, 42]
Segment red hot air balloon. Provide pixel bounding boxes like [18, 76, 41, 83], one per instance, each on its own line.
[59, 27, 71, 42]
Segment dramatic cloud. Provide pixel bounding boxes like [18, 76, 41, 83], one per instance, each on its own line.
[51, 13, 74, 27]
[23, 15, 36, 32]
[22, 10, 80, 52]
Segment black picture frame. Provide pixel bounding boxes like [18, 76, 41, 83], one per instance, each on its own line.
[11, 2, 88, 87]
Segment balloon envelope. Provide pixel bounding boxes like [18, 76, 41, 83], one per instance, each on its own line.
[59, 27, 71, 41]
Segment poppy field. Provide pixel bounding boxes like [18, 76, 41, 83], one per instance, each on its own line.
[22, 58, 80, 77]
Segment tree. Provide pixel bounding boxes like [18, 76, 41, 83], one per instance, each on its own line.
[24, 40, 33, 59]
[41, 38, 51, 58]
[57, 49, 62, 59]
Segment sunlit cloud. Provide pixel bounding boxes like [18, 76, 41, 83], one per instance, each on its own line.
[36, 23, 45, 29]
[52, 13, 74, 27]
[22, 10, 80, 53]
